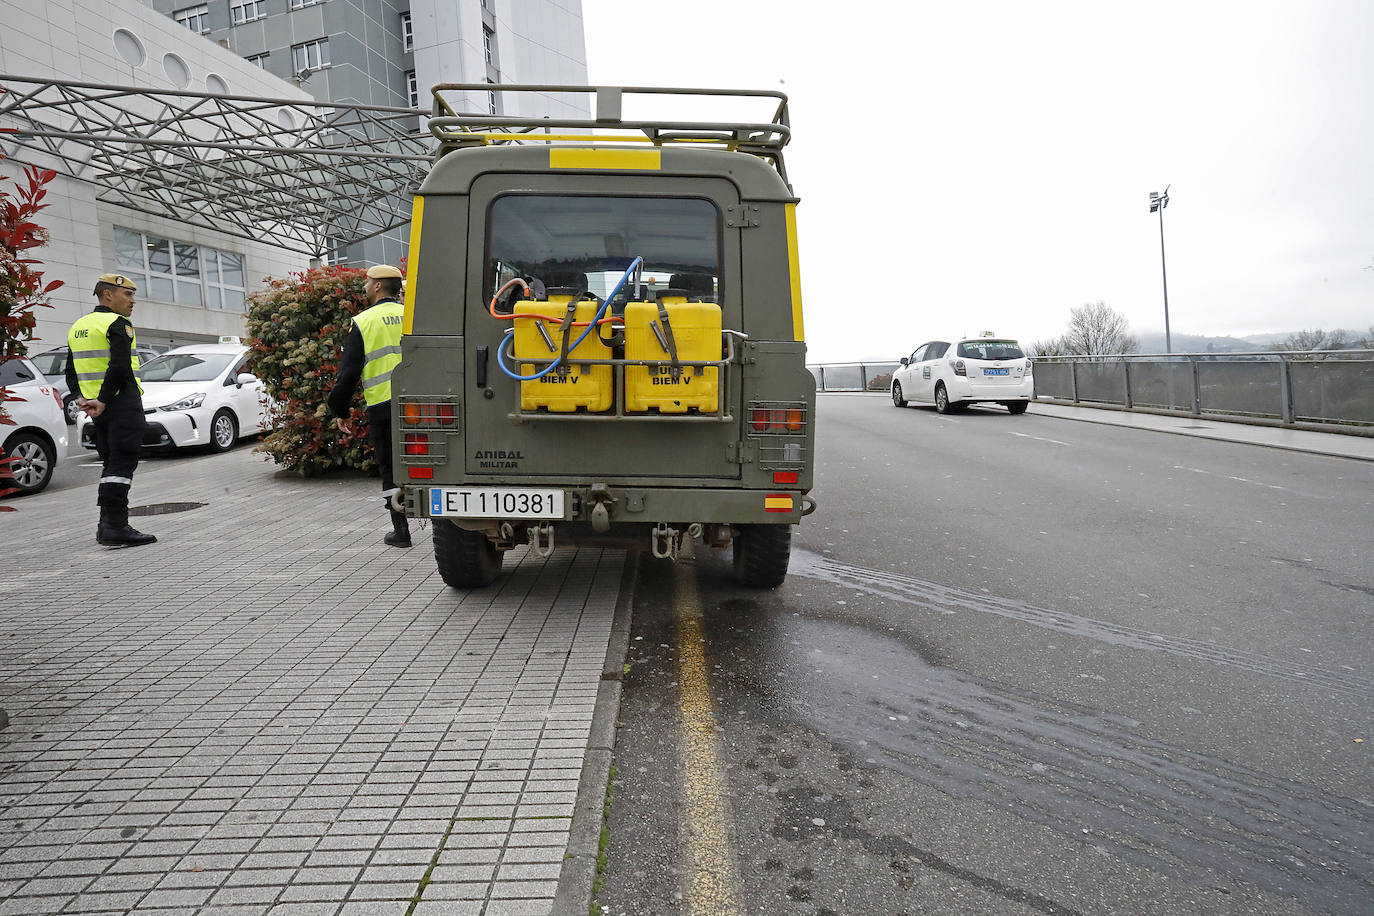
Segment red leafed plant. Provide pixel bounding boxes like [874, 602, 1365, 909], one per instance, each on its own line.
[246, 264, 376, 476]
[1, 145, 65, 503]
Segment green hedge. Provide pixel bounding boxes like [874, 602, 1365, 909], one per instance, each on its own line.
[245, 265, 377, 476]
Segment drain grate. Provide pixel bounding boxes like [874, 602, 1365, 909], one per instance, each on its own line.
[129, 502, 206, 516]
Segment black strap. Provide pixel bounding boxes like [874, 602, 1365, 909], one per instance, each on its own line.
[656, 302, 681, 378]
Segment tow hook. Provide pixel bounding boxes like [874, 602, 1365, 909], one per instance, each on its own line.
[651, 522, 681, 559]
[588, 482, 618, 534]
[528, 524, 556, 558]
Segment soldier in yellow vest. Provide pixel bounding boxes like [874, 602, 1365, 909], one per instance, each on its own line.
[327, 265, 410, 547]
[63, 273, 157, 547]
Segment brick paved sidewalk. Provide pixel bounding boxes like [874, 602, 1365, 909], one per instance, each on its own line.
[0, 447, 626, 915]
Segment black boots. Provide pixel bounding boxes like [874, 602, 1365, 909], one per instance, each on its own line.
[385, 508, 411, 548]
[97, 508, 157, 548]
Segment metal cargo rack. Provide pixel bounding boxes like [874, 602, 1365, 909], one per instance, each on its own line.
[428, 83, 792, 183]
[505, 329, 746, 424]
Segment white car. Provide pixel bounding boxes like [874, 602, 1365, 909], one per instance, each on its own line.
[80, 341, 272, 453]
[1, 356, 68, 496]
[891, 334, 1034, 414]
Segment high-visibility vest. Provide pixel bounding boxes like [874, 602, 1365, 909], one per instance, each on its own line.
[67, 311, 143, 399]
[353, 299, 404, 407]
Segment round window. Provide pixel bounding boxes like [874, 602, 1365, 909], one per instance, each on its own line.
[113, 29, 146, 68]
[163, 53, 191, 89]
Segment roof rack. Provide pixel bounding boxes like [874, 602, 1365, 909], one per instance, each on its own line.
[428, 84, 791, 183]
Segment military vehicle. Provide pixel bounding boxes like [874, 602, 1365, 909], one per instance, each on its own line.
[393, 84, 815, 588]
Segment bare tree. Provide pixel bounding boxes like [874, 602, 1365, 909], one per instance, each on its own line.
[1278, 328, 1348, 351]
[1026, 336, 1069, 357]
[1059, 302, 1140, 355]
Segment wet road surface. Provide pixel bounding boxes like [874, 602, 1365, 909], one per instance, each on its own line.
[594, 396, 1373, 915]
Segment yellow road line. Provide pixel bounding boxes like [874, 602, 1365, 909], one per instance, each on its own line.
[675, 550, 742, 914]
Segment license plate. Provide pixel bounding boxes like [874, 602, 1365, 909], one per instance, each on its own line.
[984, 367, 1010, 376]
[430, 487, 565, 519]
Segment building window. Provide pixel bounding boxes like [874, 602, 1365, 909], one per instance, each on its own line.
[174, 4, 210, 34]
[292, 38, 330, 74]
[289, 0, 325, 9]
[401, 12, 413, 52]
[230, 0, 266, 24]
[245, 52, 269, 69]
[483, 26, 493, 63]
[486, 79, 496, 115]
[114, 227, 246, 311]
[322, 237, 347, 266]
[406, 70, 418, 109]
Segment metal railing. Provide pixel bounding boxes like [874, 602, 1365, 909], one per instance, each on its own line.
[808, 351, 1374, 433]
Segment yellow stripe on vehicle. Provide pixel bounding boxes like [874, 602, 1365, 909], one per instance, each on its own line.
[785, 202, 805, 341]
[402, 195, 424, 335]
[764, 495, 794, 512]
[675, 550, 743, 914]
[549, 148, 661, 170]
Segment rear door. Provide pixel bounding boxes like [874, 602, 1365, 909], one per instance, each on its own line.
[462, 173, 743, 485]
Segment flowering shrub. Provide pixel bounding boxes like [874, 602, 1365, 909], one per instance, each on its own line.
[2, 148, 64, 506]
[1, 153, 64, 418]
[246, 265, 377, 476]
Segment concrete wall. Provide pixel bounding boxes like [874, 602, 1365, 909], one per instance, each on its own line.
[1, 0, 313, 354]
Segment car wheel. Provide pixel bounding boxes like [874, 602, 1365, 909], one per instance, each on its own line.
[2, 432, 56, 496]
[1007, 401, 1029, 415]
[209, 409, 238, 452]
[935, 383, 955, 414]
[433, 519, 503, 588]
[62, 395, 81, 426]
[892, 381, 907, 408]
[732, 524, 792, 588]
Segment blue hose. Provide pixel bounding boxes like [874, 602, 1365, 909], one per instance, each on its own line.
[496, 257, 643, 381]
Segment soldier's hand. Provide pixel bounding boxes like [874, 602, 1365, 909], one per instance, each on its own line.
[334, 417, 351, 435]
[81, 398, 106, 418]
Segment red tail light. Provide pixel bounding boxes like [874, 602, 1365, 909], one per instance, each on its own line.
[951, 359, 966, 376]
[751, 407, 770, 432]
[408, 466, 433, 479]
[401, 401, 458, 427]
[403, 432, 429, 456]
[772, 470, 799, 485]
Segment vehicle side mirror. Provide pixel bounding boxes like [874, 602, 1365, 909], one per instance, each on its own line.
[235, 372, 257, 388]
[899, 357, 909, 367]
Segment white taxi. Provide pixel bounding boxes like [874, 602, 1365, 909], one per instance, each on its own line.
[891, 333, 1034, 414]
[80, 339, 272, 453]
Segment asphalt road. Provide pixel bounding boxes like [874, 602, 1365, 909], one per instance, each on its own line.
[596, 394, 1373, 915]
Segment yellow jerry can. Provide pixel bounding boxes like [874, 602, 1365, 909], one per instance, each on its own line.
[624, 297, 721, 413]
[513, 297, 613, 412]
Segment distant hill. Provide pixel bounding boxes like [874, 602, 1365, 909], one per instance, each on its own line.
[1136, 329, 1369, 353]
[1136, 332, 1257, 354]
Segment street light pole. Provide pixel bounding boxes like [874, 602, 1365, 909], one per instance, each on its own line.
[1149, 186, 1171, 354]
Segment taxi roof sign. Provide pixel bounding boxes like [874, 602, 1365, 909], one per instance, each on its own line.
[219, 335, 242, 344]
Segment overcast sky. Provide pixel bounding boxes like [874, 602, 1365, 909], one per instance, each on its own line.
[581, 0, 1374, 362]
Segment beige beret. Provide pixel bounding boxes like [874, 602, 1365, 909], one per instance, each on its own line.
[366, 264, 403, 279]
[95, 273, 138, 291]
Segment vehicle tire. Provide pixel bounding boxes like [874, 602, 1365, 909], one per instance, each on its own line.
[892, 382, 907, 408]
[732, 524, 791, 588]
[934, 383, 955, 414]
[62, 395, 80, 426]
[2, 432, 55, 496]
[433, 519, 503, 588]
[209, 409, 238, 452]
[1007, 401, 1029, 415]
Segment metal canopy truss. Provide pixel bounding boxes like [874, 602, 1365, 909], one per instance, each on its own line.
[0, 76, 433, 257]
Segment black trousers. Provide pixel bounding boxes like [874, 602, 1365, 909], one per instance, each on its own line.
[367, 403, 397, 498]
[93, 408, 146, 511]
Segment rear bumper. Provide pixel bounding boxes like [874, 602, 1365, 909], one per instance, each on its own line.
[947, 377, 1034, 402]
[404, 483, 805, 526]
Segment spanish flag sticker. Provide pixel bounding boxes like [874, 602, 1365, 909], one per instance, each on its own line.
[764, 494, 794, 513]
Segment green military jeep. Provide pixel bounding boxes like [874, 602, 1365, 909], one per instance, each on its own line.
[393, 84, 815, 588]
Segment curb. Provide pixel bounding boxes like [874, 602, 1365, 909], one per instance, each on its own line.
[553, 554, 638, 914]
